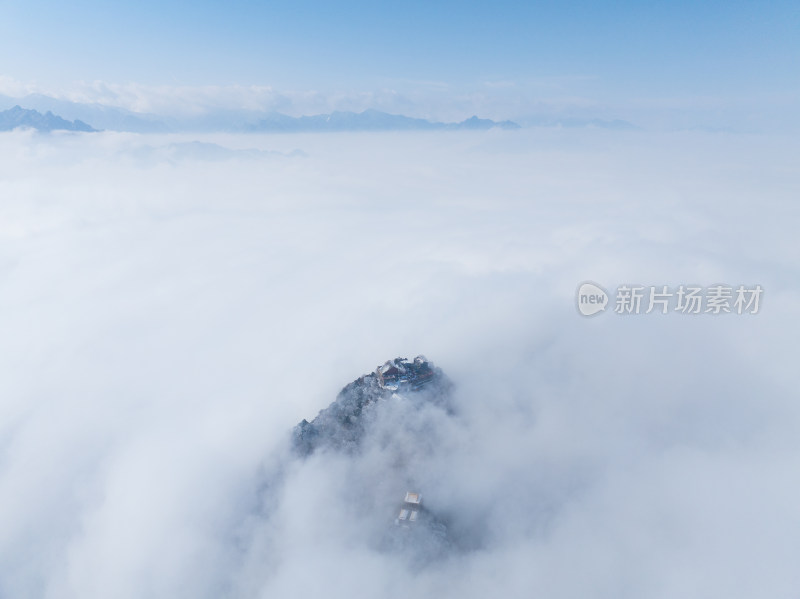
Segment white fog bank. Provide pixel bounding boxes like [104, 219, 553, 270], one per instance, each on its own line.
[0, 128, 798, 598]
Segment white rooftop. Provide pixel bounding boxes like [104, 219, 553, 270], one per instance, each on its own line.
[404, 492, 421, 504]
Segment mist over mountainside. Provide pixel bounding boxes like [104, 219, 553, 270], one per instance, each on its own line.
[0, 93, 168, 132]
[0, 105, 96, 132]
[253, 357, 460, 563]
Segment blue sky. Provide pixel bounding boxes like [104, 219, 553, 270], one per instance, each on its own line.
[1, 0, 798, 122]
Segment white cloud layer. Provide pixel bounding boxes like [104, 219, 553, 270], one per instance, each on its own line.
[0, 78, 494, 121]
[0, 128, 798, 598]
[4, 77, 798, 132]
[0, 77, 612, 123]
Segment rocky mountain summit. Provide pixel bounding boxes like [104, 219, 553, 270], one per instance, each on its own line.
[292, 355, 452, 457]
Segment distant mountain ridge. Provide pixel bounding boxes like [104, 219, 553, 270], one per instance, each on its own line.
[0, 105, 97, 132]
[246, 109, 520, 133]
[0, 94, 169, 132]
[0, 95, 523, 133]
[0, 94, 637, 133]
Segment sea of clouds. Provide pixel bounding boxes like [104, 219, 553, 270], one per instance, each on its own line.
[0, 127, 798, 598]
